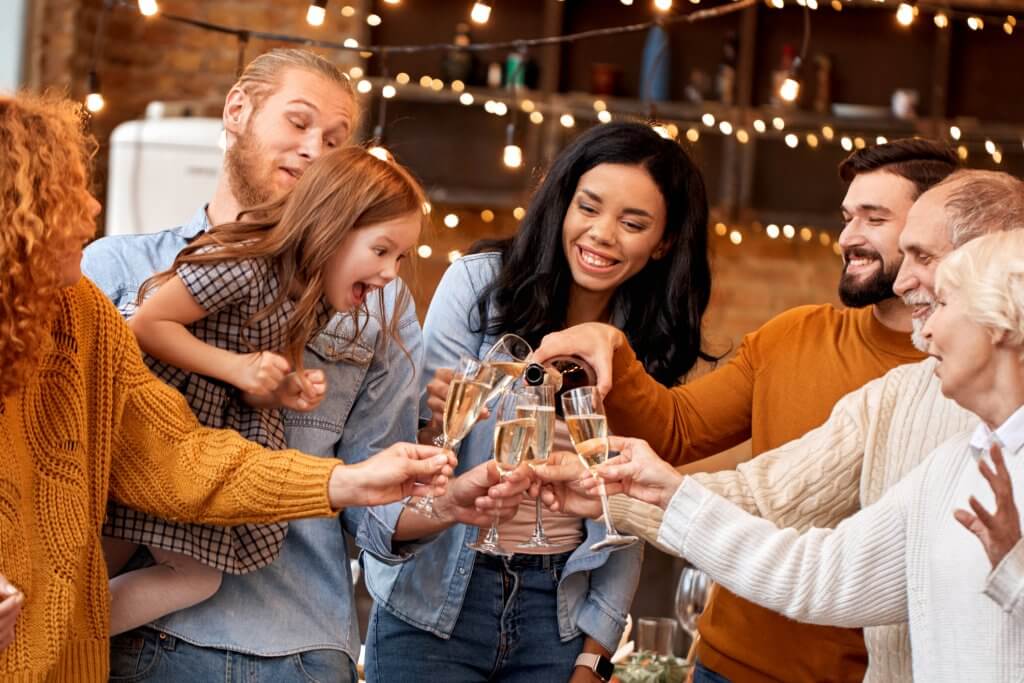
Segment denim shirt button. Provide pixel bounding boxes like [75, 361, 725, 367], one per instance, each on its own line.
[458, 566, 466, 575]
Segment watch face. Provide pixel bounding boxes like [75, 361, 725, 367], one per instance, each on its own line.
[596, 657, 615, 680]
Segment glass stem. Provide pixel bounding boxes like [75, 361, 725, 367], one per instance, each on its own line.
[597, 476, 618, 537]
[532, 496, 545, 540]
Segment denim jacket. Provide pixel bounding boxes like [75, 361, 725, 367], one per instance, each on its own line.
[360, 252, 643, 653]
[81, 207, 422, 660]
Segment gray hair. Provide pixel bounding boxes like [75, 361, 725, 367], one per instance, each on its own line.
[936, 170, 1024, 247]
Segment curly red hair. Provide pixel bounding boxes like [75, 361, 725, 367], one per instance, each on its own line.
[0, 93, 97, 396]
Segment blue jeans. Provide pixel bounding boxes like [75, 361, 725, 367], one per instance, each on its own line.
[366, 551, 583, 682]
[692, 658, 732, 683]
[108, 627, 356, 683]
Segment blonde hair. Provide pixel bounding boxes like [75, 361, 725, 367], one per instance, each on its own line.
[234, 48, 359, 137]
[140, 146, 425, 371]
[936, 231, 1024, 353]
[0, 93, 97, 397]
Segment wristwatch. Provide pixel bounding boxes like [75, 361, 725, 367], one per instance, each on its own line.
[575, 652, 614, 682]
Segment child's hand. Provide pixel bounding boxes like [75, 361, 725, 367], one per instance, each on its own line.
[233, 351, 291, 396]
[276, 370, 327, 412]
[0, 575, 24, 652]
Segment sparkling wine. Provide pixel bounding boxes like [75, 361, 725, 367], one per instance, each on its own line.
[493, 417, 536, 473]
[518, 404, 555, 465]
[565, 413, 609, 468]
[524, 356, 597, 417]
[443, 379, 490, 445]
[484, 360, 528, 403]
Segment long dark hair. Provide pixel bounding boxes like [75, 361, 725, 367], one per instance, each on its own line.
[474, 122, 715, 386]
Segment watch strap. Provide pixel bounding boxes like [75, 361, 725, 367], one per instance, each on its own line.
[574, 652, 614, 681]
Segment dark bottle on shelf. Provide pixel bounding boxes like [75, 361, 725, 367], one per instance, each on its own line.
[524, 356, 597, 417]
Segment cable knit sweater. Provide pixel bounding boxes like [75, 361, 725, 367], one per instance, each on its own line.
[0, 279, 339, 681]
[609, 357, 976, 682]
[657, 424, 1024, 683]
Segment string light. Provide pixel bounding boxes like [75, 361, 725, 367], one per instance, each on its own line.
[806, 132, 819, 147]
[417, 245, 433, 258]
[341, 5, 356, 16]
[452, 80, 466, 93]
[444, 213, 460, 228]
[85, 70, 104, 113]
[367, 13, 382, 26]
[368, 145, 391, 161]
[896, 2, 916, 26]
[934, 11, 949, 28]
[766, 224, 780, 239]
[503, 123, 523, 168]
[382, 84, 396, 98]
[686, 128, 700, 142]
[470, 1, 493, 24]
[419, 75, 432, 87]
[621, 0, 634, 4]
[772, 116, 786, 130]
[779, 75, 800, 102]
[821, 125, 835, 141]
[784, 133, 799, 148]
[481, 210, 495, 222]
[343, 38, 359, 48]
[993, 149, 1004, 164]
[519, 99, 535, 112]
[356, 79, 372, 94]
[513, 207, 526, 220]
[530, 111, 544, 124]
[459, 92, 475, 105]
[783, 224, 796, 239]
[736, 129, 750, 144]
[841, 136, 853, 151]
[654, 0, 674, 11]
[492, 101, 508, 116]
[560, 113, 576, 128]
[800, 226, 813, 241]
[384, 0, 401, 4]
[967, 16, 984, 30]
[714, 222, 728, 236]
[876, 135, 887, 144]
[854, 136, 866, 149]
[753, 119, 767, 133]
[307, 0, 327, 27]
[396, 72, 410, 84]
[593, 99, 607, 112]
[138, 0, 159, 17]
[729, 230, 743, 245]
[958, 145, 969, 160]
[448, 250, 462, 263]
[431, 78, 444, 91]
[702, 113, 716, 127]
[349, 66, 364, 78]
[719, 121, 734, 135]
[597, 110, 612, 123]
[653, 124, 672, 139]
[985, 139, 997, 155]
[950, 125, 961, 140]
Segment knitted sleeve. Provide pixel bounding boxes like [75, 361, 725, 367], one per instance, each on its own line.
[100, 292, 337, 524]
[658, 475, 915, 629]
[985, 539, 1024, 619]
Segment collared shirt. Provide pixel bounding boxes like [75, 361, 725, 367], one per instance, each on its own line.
[82, 207, 422, 660]
[968, 403, 1024, 457]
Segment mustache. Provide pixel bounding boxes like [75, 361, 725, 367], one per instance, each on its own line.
[902, 290, 935, 307]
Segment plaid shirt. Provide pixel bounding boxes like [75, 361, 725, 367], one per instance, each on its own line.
[104, 253, 334, 573]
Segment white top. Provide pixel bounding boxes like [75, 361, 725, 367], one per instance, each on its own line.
[609, 357, 977, 681]
[657, 405, 1024, 682]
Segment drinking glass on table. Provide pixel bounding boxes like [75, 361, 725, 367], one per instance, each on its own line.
[481, 333, 533, 404]
[516, 384, 556, 549]
[407, 356, 495, 519]
[467, 387, 537, 557]
[561, 386, 638, 551]
[675, 565, 711, 655]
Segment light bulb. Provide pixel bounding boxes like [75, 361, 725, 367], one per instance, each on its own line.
[772, 116, 785, 130]
[417, 245, 433, 258]
[367, 13, 382, 26]
[529, 111, 544, 124]
[503, 144, 523, 168]
[967, 16, 983, 30]
[654, 0, 673, 10]
[729, 230, 743, 245]
[783, 224, 796, 239]
[766, 224, 780, 239]
[560, 113, 576, 128]
[753, 119, 767, 133]
[470, 1, 492, 24]
[459, 93, 475, 105]
[597, 110, 612, 123]
[444, 213, 460, 228]
[368, 146, 391, 161]
[356, 80, 372, 94]
[718, 121, 733, 135]
[950, 125, 961, 140]
[736, 129, 750, 144]
[382, 85, 396, 99]
[307, 0, 327, 26]
[896, 3, 915, 26]
[701, 112, 716, 126]
[934, 11, 949, 28]
[138, 0, 159, 16]
[784, 133, 799, 148]
[85, 92, 105, 113]
[841, 136, 853, 151]
[779, 76, 800, 102]
[985, 139, 996, 155]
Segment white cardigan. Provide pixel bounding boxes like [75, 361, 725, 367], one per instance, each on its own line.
[659, 426, 1024, 682]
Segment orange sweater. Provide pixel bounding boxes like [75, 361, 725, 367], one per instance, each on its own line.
[607, 304, 925, 683]
[0, 279, 338, 682]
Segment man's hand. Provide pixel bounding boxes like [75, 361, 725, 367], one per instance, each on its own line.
[435, 461, 532, 528]
[533, 323, 627, 397]
[0, 576, 24, 652]
[534, 451, 604, 519]
[582, 436, 684, 510]
[329, 443, 456, 508]
[955, 443, 1023, 569]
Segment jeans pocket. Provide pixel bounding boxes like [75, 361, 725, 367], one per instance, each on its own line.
[109, 629, 162, 681]
[293, 649, 352, 683]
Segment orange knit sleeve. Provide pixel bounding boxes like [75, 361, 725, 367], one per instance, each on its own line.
[605, 338, 757, 466]
[98, 290, 337, 525]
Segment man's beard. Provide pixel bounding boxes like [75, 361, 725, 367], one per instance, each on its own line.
[838, 248, 901, 309]
[903, 290, 936, 352]
[225, 125, 274, 212]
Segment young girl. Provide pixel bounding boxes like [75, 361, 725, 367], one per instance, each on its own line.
[363, 122, 716, 681]
[102, 145, 426, 635]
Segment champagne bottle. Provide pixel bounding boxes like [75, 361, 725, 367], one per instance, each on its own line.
[524, 356, 597, 417]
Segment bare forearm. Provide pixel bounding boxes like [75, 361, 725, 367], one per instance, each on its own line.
[130, 317, 240, 386]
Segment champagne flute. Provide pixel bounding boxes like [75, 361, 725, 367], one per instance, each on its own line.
[561, 386, 638, 551]
[406, 356, 495, 519]
[675, 565, 711, 658]
[467, 388, 537, 557]
[516, 385, 556, 549]
[481, 333, 533, 404]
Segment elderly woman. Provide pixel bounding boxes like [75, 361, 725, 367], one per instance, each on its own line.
[0, 93, 454, 680]
[586, 229, 1024, 681]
